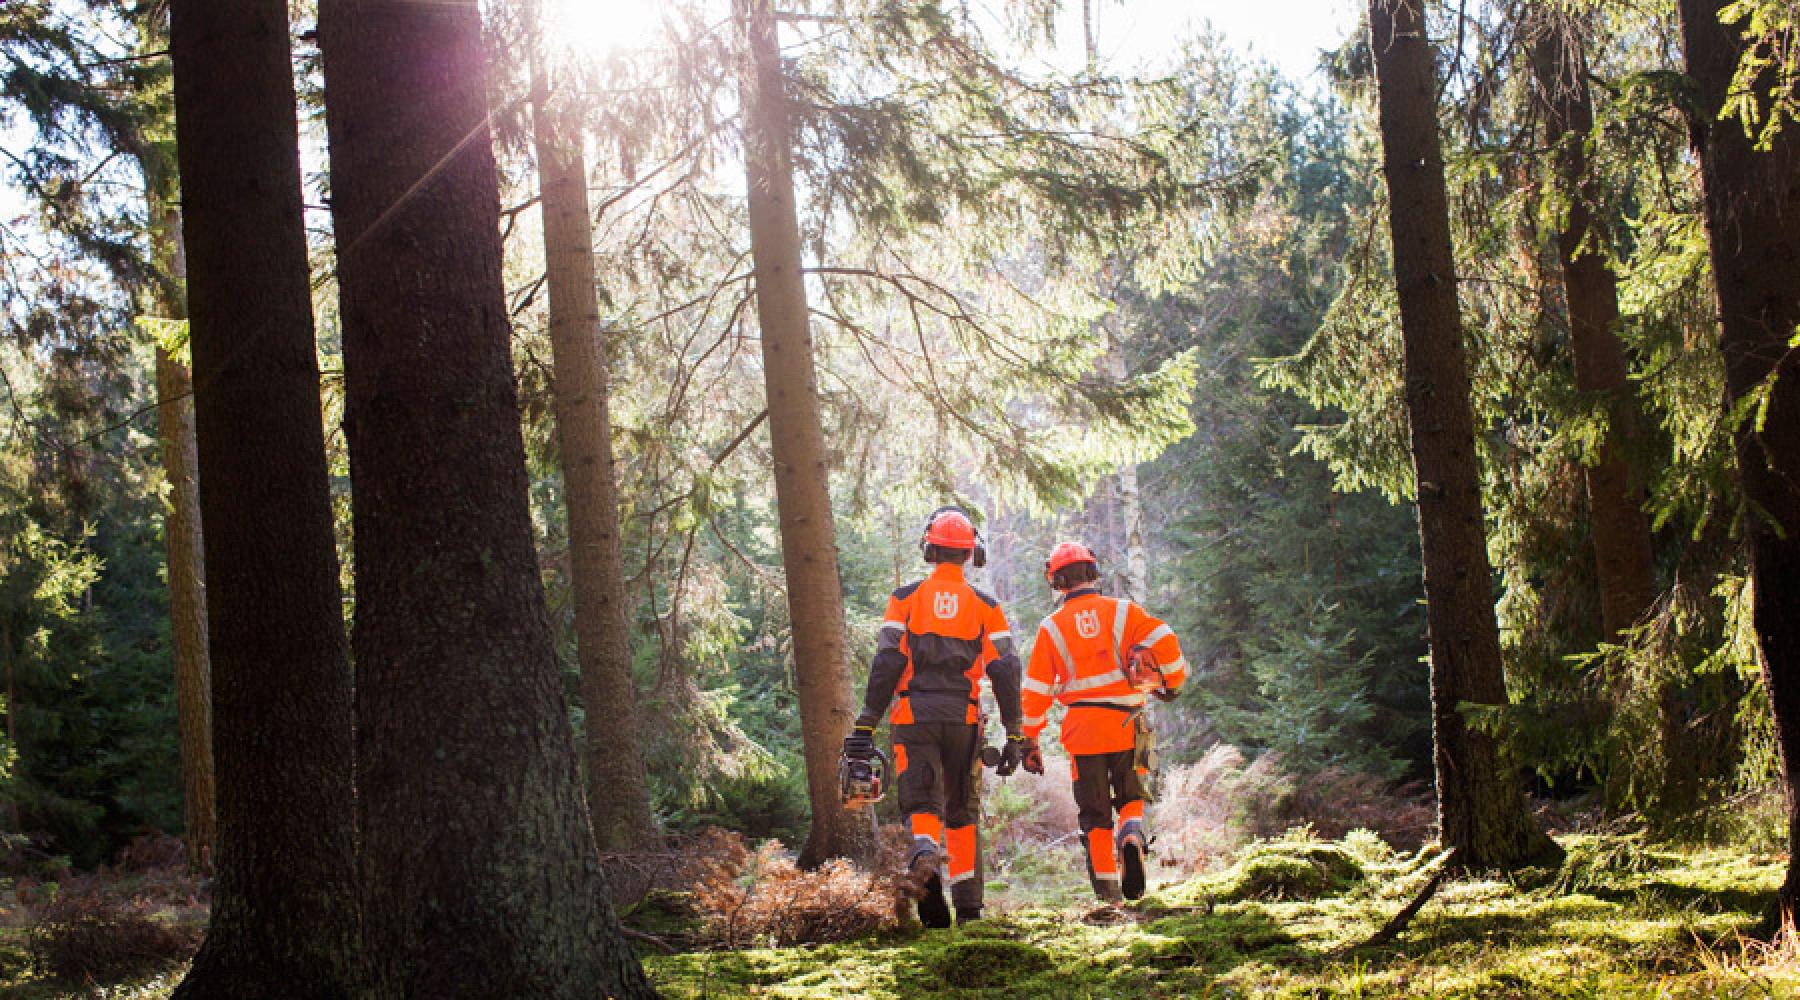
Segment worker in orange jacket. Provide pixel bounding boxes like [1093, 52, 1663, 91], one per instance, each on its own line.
[1022, 542, 1187, 904]
[843, 506, 1032, 928]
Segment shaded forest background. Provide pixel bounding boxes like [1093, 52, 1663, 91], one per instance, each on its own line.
[1, 0, 1785, 875]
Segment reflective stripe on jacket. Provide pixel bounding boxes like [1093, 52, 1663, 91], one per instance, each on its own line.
[859, 562, 1022, 729]
[1021, 587, 1186, 755]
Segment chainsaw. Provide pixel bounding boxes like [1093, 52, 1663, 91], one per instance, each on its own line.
[838, 745, 889, 809]
[1123, 643, 1174, 700]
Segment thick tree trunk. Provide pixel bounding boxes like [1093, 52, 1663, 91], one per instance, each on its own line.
[735, 0, 876, 869]
[142, 153, 217, 872]
[165, 0, 361, 993]
[530, 49, 657, 853]
[1678, 0, 1800, 928]
[1527, 16, 1659, 644]
[1368, 0, 1559, 870]
[316, 2, 654, 995]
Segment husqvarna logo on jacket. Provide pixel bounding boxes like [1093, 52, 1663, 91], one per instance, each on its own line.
[934, 592, 959, 619]
[1074, 608, 1102, 639]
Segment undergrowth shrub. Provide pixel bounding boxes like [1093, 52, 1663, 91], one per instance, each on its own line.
[690, 834, 898, 947]
[27, 890, 200, 983]
[1156, 745, 1431, 868]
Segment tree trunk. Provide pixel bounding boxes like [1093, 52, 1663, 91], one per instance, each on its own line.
[530, 47, 657, 853]
[1678, 0, 1800, 928]
[1526, 15, 1659, 644]
[316, 2, 654, 995]
[1525, 11, 1690, 813]
[735, 0, 876, 869]
[166, 0, 361, 992]
[142, 147, 217, 873]
[1103, 342, 1149, 602]
[1367, 0, 1559, 870]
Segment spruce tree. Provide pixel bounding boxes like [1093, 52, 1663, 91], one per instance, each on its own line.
[316, 0, 655, 992]
[1677, 0, 1800, 927]
[1366, 0, 1559, 869]
[166, 0, 361, 990]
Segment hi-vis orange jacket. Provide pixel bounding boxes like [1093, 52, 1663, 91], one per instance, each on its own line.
[857, 562, 1023, 731]
[1022, 587, 1187, 755]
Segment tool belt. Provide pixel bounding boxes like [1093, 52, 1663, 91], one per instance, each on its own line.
[1069, 701, 1158, 774]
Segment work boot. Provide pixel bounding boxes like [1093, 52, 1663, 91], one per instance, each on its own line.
[906, 848, 951, 929]
[1117, 822, 1148, 901]
[955, 906, 983, 925]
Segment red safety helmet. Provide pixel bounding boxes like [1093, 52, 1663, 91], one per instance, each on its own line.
[1044, 541, 1098, 585]
[924, 509, 978, 550]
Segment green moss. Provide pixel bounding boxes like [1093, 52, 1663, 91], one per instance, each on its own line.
[929, 939, 1052, 988]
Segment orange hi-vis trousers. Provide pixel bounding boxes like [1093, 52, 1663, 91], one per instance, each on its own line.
[894, 721, 985, 913]
[1072, 749, 1148, 892]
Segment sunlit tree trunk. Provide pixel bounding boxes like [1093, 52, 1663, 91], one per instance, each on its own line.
[1678, 0, 1800, 927]
[1368, 0, 1559, 869]
[1525, 10, 1687, 811]
[143, 157, 216, 871]
[530, 46, 657, 854]
[166, 0, 360, 992]
[736, 0, 876, 868]
[317, 1, 654, 993]
[1527, 14, 1659, 646]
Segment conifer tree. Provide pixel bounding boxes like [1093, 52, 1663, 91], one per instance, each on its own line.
[1677, 0, 1800, 927]
[165, 0, 360, 990]
[529, 17, 657, 854]
[316, 0, 655, 992]
[734, 0, 874, 868]
[1366, 0, 1558, 869]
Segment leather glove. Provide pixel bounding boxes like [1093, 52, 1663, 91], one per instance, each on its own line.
[999, 735, 1042, 776]
[997, 735, 1025, 777]
[1020, 736, 1045, 776]
[843, 725, 876, 760]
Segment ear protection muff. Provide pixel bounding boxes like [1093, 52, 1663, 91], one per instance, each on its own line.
[920, 504, 988, 569]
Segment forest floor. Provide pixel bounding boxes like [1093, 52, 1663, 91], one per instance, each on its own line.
[641, 833, 1796, 999]
[0, 833, 1791, 998]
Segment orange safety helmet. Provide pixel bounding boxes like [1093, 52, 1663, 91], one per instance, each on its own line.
[1044, 541, 1098, 585]
[920, 506, 988, 567]
[924, 509, 978, 549]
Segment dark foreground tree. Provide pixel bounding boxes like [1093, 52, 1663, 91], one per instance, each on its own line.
[1367, 0, 1559, 869]
[316, 1, 655, 994]
[1678, 0, 1800, 928]
[530, 38, 657, 852]
[735, 0, 876, 868]
[166, 0, 360, 992]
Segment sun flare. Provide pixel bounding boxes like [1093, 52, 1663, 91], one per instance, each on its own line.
[545, 0, 667, 59]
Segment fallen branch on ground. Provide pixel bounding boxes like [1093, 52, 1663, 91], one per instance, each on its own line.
[1351, 850, 1456, 952]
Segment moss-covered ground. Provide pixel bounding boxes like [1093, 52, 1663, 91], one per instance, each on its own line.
[644, 833, 1797, 999]
[0, 833, 1791, 998]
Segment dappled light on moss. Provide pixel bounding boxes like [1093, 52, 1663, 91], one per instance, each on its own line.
[636, 834, 1798, 999]
[930, 938, 1052, 988]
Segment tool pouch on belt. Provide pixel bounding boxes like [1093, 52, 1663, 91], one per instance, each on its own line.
[1133, 712, 1157, 774]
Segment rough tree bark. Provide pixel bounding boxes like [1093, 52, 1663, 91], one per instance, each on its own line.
[143, 160, 216, 871]
[1368, 0, 1560, 870]
[529, 44, 657, 852]
[1678, 0, 1800, 928]
[1526, 14, 1659, 644]
[316, 1, 655, 994]
[735, 0, 876, 868]
[165, 0, 361, 992]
